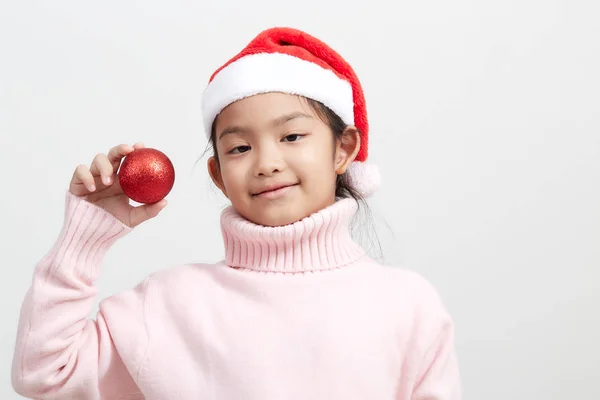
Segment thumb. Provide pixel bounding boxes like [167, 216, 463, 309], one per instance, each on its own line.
[129, 199, 168, 228]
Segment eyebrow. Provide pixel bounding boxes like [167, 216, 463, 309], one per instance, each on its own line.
[218, 112, 313, 140]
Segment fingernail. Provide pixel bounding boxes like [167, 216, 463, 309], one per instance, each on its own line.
[90, 184, 96, 191]
[104, 176, 111, 185]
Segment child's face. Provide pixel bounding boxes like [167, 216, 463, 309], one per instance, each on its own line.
[208, 92, 357, 227]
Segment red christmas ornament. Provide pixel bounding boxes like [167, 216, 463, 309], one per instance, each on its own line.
[118, 148, 175, 204]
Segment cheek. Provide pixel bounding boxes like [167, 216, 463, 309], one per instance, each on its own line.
[290, 144, 336, 179]
[305, 140, 335, 166]
[219, 160, 247, 188]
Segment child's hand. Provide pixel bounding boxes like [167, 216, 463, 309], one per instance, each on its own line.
[69, 142, 168, 228]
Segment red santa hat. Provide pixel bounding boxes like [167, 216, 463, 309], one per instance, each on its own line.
[201, 27, 380, 197]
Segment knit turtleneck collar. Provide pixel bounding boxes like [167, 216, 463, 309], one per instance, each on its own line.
[219, 198, 366, 273]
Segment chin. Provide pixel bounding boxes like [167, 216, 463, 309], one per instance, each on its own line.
[234, 192, 333, 227]
[245, 206, 309, 227]
[255, 210, 303, 227]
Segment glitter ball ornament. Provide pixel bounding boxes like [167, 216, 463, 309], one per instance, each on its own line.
[118, 148, 175, 204]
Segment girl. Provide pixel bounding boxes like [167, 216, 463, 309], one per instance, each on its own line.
[12, 27, 461, 399]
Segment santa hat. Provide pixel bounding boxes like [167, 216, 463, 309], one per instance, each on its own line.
[201, 27, 380, 198]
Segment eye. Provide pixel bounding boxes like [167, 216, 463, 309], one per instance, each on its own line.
[282, 134, 305, 142]
[229, 145, 250, 154]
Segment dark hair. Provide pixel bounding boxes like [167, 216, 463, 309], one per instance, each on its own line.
[201, 96, 383, 261]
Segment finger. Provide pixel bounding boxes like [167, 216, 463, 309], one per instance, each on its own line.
[90, 153, 115, 186]
[132, 142, 145, 149]
[107, 144, 135, 170]
[129, 199, 168, 228]
[72, 164, 97, 192]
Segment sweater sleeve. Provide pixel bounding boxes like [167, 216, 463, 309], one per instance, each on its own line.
[409, 275, 462, 400]
[11, 191, 150, 400]
[410, 317, 462, 400]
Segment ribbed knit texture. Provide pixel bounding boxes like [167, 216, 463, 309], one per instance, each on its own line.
[221, 198, 365, 272]
[12, 191, 462, 399]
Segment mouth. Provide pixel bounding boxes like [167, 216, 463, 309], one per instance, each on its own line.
[252, 183, 299, 198]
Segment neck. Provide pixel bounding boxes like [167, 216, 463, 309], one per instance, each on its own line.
[219, 198, 366, 273]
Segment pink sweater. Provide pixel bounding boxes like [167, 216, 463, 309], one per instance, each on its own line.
[12, 191, 461, 399]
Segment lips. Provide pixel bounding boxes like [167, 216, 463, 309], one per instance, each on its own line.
[252, 183, 297, 196]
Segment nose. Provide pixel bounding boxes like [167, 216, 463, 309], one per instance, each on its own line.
[254, 146, 286, 177]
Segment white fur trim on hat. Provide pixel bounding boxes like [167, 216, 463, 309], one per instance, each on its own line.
[202, 52, 355, 136]
[346, 162, 381, 198]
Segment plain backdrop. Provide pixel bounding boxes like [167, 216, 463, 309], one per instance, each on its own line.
[1, 0, 599, 399]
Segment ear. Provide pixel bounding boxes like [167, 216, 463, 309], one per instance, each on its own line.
[334, 126, 361, 175]
[207, 156, 229, 198]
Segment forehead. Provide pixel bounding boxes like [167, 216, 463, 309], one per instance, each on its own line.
[216, 93, 316, 126]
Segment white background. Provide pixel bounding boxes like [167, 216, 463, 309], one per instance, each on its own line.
[1, 0, 599, 399]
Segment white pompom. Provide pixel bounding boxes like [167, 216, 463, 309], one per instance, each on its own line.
[345, 161, 381, 198]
